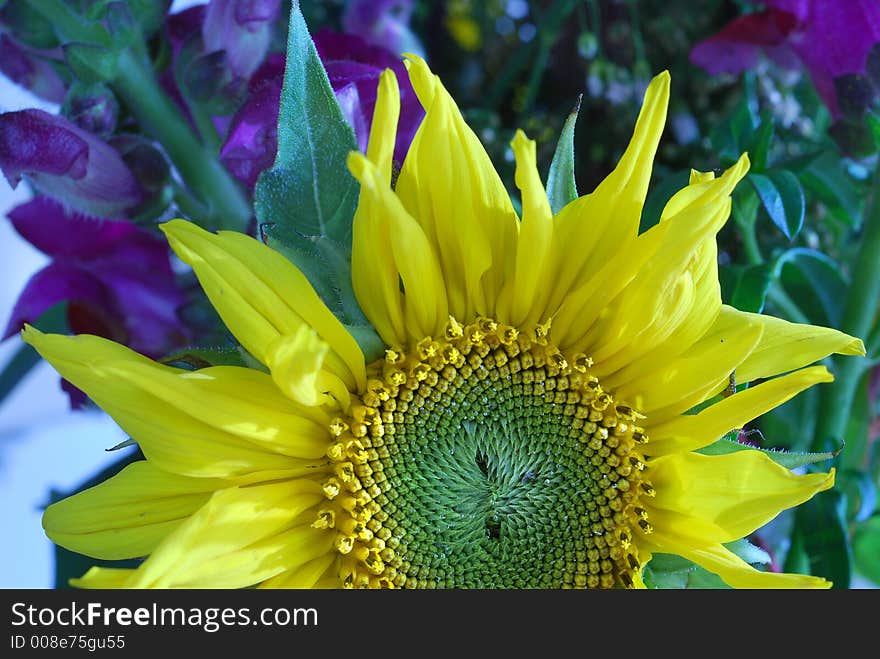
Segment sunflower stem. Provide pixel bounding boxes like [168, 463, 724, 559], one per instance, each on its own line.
[813, 164, 880, 463]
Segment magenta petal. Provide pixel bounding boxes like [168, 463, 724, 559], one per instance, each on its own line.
[5, 197, 189, 356]
[3, 262, 107, 339]
[203, 0, 280, 79]
[341, 0, 423, 56]
[8, 197, 136, 258]
[0, 109, 88, 187]
[0, 34, 66, 104]
[313, 29, 424, 165]
[787, 0, 880, 116]
[690, 10, 798, 76]
[220, 75, 281, 190]
[0, 110, 143, 218]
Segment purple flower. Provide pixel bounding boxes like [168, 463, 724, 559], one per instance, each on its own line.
[220, 53, 284, 191]
[203, 0, 282, 80]
[4, 197, 189, 361]
[221, 30, 424, 191]
[342, 0, 424, 56]
[0, 109, 143, 218]
[690, 0, 880, 118]
[0, 33, 66, 104]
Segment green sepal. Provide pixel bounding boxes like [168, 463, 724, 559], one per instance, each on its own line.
[63, 42, 118, 85]
[545, 96, 580, 215]
[253, 2, 380, 358]
[159, 345, 265, 373]
[697, 435, 842, 469]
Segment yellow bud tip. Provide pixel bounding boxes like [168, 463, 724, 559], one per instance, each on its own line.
[20, 323, 41, 346]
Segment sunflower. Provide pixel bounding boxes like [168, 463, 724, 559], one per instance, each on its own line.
[26, 57, 863, 589]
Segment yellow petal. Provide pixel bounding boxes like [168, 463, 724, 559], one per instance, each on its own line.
[553, 220, 670, 350]
[648, 450, 835, 541]
[70, 567, 137, 589]
[351, 68, 408, 346]
[645, 365, 834, 455]
[366, 69, 400, 184]
[546, 72, 670, 323]
[395, 55, 518, 321]
[731, 307, 865, 382]
[43, 461, 224, 560]
[582, 155, 749, 373]
[645, 537, 831, 589]
[349, 151, 448, 340]
[161, 219, 365, 392]
[613, 308, 763, 420]
[496, 130, 555, 328]
[258, 554, 337, 588]
[23, 328, 330, 479]
[127, 480, 324, 588]
[171, 525, 335, 588]
[266, 326, 351, 409]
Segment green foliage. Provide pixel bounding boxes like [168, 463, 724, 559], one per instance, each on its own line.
[749, 170, 805, 240]
[783, 489, 851, 589]
[0, 303, 69, 407]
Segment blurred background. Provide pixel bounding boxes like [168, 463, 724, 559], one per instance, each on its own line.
[0, 0, 878, 588]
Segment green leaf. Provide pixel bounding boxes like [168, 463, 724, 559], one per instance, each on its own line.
[639, 168, 690, 232]
[853, 516, 880, 586]
[642, 554, 692, 589]
[709, 99, 757, 163]
[643, 553, 736, 589]
[253, 2, 379, 356]
[698, 436, 841, 469]
[0, 302, 69, 405]
[545, 96, 580, 215]
[794, 150, 862, 229]
[777, 247, 847, 327]
[0, 343, 41, 405]
[749, 170, 805, 240]
[63, 42, 118, 85]
[783, 488, 851, 589]
[124, 0, 171, 37]
[746, 114, 775, 172]
[719, 262, 775, 313]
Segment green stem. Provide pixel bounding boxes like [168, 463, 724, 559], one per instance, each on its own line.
[112, 51, 250, 231]
[170, 179, 210, 221]
[813, 164, 880, 463]
[740, 221, 763, 264]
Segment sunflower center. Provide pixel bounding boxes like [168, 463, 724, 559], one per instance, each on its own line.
[317, 317, 654, 588]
